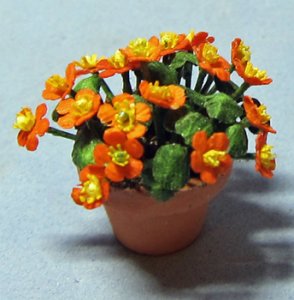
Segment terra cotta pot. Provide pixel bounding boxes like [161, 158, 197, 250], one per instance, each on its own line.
[104, 170, 231, 255]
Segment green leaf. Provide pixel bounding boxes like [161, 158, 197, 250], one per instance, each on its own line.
[51, 108, 60, 122]
[175, 112, 214, 145]
[204, 93, 243, 124]
[153, 144, 189, 191]
[185, 88, 207, 108]
[226, 124, 248, 157]
[150, 183, 175, 201]
[169, 52, 198, 70]
[74, 74, 101, 93]
[72, 135, 101, 170]
[142, 62, 178, 85]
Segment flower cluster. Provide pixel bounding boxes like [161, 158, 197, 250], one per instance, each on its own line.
[14, 30, 276, 209]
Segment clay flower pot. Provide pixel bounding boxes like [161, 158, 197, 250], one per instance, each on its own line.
[104, 169, 231, 255]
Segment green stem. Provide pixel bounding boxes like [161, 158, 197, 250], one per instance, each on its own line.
[100, 78, 114, 102]
[47, 127, 77, 141]
[232, 81, 250, 101]
[194, 69, 206, 92]
[201, 75, 214, 94]
[207, 85, 217, 94]
[183, 62, 192, 88]
[229, 64, 235, 73]
[235, 153, 255, 160]
[153, 106, 165, 145]
[134, 69, 143, 92]
[121, 71, 133, 94]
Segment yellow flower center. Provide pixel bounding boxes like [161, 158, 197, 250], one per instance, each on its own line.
[109, 50, 126, 68]
[260, 145, 276, 169]
[46, 75, 67, 89]
[238, 41, 251, 64]
[257, 105, 271, 124]
[186, 30, 195, 43]
[73, 95, 93, 116]
[203, 150, 226, 167]
[108, 144, 130, 167]
[160, 32, 179, 49]
[149, 81, 172, 100]
[14, 107, 36, 131]
[244, 62, 268, 80]
[80, 174, 102, 204]
[114, 100, 136, 132]
[128, 38, 154, 57]
[202, 43, 220, 63]
[76, 54, 99, 69]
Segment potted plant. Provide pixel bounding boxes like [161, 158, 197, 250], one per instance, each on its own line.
[14, 30, 276, 255]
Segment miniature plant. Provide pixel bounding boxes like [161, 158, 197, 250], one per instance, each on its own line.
[14, 31, 276, 209]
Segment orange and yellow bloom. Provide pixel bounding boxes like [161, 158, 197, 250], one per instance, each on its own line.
[42, 63, 76, 100]
[71, 165, 110, 209]
[97, 50, 139, 78]
[94, 129, 144, 182]
[14, 103, 49, 151]
[231, 38, 272, 86]
[56, 88, 101, 129]
[255, 131, 276, 178]
[98, 93, 152, 139]
[190, 131, 233, 184]
[139, 80, 186, 110]
[159, 32, 190, 56]
[195, 42, 230, 82]
[74, 54, 105, 76]
[120, 36, 161, 63]
[243, 95, 276, 134]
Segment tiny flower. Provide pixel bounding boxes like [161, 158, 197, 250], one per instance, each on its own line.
[195, 42, 230, 81]
[120, 36, 161, 63]
[231, 38, 272, 86]
[98, 93, 152, 139]
[243, 95, 276, 133]
[242, 61, 272, 85]
[255, 131, 276, 178]
[139, 80, 186, 110]
[190, 131, 233, 184]
[42, 63, 76, 100]
[56, 89, 101, 129]
[93, 129, 144, 182]
[159, 32, 190, 56]
[71, 165, 110, 209]
[74, 54, 105, 76]
[189, 31, 215, 48]
[98, 50, 138, 78]
[14, 103, 49, 151]
[231, 38, 251, 66]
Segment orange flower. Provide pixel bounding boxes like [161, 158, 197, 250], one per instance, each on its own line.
[56, 89, 101, 129]
[159, 32, 190, 56]
[71, 165, 110, 209]
[189, 31, 215, 48]
[139, 80, 186, 110]
[120, 36, 161, 63]
[190, 131, 233, 184]
[231, 38, 272, 86]
[255, 131, 276, 178]
[93, 129, 144, 182]
[14, 103, 49, 151]
[74, 54, 105, 76]
[97, 50, 139, 78]
[195, 42, 230, 81]
[243, 95, 276, 134]
[98, 93, 152, 139]
[42, 63, 76, 100]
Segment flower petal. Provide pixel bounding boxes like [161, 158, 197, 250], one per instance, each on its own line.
[105, 163, 124, 182]
[191, 131, 208, 152]
[94, 144, 111, 167]
[208, 132, 230, 151]
[126, 123, 147, 139]
[123, 158, 143, 179]
[124, 138, 144, 159]
[97, 103, 116, 124]
[135, 102, 152, 122]
[103, 128, 127, 146]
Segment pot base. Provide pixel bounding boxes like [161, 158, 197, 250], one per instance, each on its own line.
[104, 171, 230, 256]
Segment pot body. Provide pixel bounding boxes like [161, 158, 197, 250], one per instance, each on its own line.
[104, 171, 230, 255]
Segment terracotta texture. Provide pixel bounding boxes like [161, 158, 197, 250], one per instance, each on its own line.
[104, 171, 231, 255]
